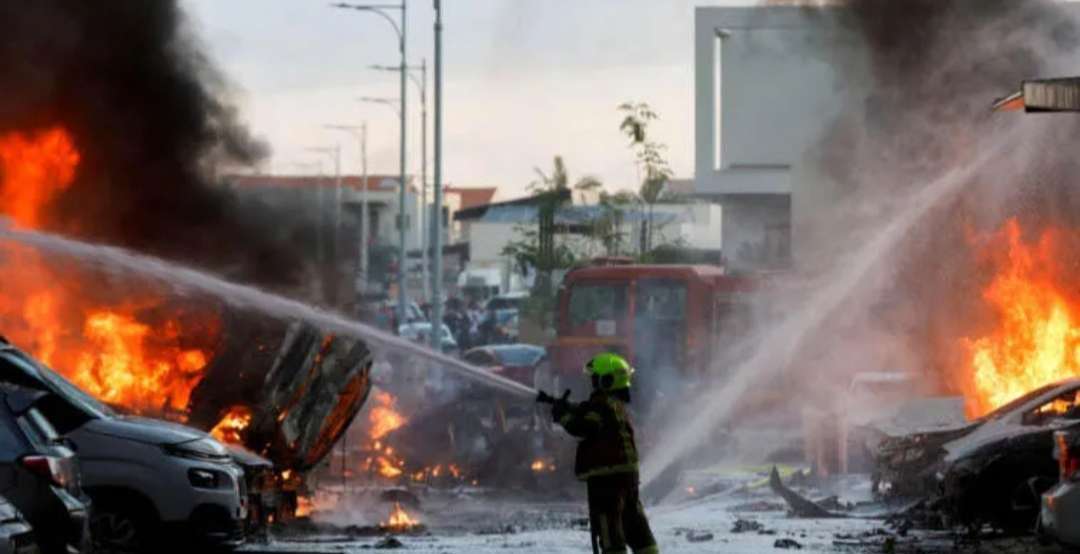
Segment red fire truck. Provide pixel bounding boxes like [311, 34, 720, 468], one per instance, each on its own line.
[539, 264, 760, 399]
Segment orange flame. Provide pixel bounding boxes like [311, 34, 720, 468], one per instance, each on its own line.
[0, 127, 79, 228]
[961, 219, 1080, 418]
[0, 127, 219, 419]
[369, 391, 406, 439]
[385, 502, 419, 530]
[530, 458, 556, 473]
[295, 490, 340, 518]
[210, 406, 253, 444]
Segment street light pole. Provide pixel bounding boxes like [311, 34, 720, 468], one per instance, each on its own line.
[397, 0, 408, 327]
[307, 145, 342, 305]
[430, 0, 444, 349]
[371, 60, 428, 303]
[333, 0, 409, 328]
[324, 124, 370, 303]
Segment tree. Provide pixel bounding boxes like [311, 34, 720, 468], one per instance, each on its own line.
[618, 102, 675, 254]
[501, 156, 603, 335]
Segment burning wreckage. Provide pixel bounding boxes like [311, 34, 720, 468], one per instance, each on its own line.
[774, 379, 1080, 535]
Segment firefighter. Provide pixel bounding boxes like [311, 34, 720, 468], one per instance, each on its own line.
[548, 353, 659, 554]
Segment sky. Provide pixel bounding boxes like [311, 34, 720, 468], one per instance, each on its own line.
[182, 0, 752, 199]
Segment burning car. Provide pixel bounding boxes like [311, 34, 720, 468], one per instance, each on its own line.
[873, 378, 1080, 531]
[0, 341, 247, 551]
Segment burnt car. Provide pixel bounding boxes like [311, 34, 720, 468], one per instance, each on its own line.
[0, 385, 90, 554]
[872, 379, 1080, 531]
[1037, 429, 1080, 547]
[462, 344, 546, 387]
[0, 494, 35, 554]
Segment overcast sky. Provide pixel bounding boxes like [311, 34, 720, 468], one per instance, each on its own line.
[182, 1, 753, 199]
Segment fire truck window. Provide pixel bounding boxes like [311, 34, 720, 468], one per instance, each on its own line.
[636, 280, 687, 320]
[569, 285, 626, 328]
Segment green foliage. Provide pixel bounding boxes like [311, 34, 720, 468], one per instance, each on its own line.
[617, 101, 676, 254]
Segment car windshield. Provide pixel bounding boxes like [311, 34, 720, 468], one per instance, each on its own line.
[974, 381, 1064, 423]
[494, 347, 544, 367]
[9, 352, 113, 419]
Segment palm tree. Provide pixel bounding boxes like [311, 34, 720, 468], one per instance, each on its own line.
[619, 102, 674, 254]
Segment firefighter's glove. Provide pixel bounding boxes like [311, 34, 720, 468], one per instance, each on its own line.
[550, 400, 570, 423]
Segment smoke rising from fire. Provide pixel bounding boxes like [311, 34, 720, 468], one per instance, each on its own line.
[808, 0, 1080, 405]
[643, 0, 1080, 486]
[0, 0, 305, 286]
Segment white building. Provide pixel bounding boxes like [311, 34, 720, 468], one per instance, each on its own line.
[694, 6, 856, 270]
[454, 195, 724, 299]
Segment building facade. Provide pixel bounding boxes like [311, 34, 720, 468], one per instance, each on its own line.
[694, 6, 857, 271]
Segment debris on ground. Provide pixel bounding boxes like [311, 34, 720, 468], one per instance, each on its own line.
[774, 537, 804, 549]
[685, 530, 715, 543]
[729, 500, 787, 513]
[731, 519, 765, 533]
[373, 536, 404, 549]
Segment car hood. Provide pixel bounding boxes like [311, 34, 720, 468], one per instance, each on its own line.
[81, 415, 208, 446]
[227, 444, 273, 470]
[942, 419, 1080, 463]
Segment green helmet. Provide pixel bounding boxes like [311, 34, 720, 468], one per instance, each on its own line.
[585, 353, 634, 391]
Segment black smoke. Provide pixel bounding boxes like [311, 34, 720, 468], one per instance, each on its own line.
[0, 1, 304, 288]
[802, 0, 1080, 394]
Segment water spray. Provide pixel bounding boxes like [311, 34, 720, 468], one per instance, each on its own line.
[0, 223, 538, 401]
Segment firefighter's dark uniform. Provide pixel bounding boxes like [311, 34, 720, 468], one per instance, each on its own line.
[555, 390, 659, 554]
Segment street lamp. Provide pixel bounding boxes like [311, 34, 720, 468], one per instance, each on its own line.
[430, 0, 444, 350]
[372, 60, 429, 304]
[332, 0, 410, 329]
[307, 145, 342, 305]
[324, 124, 370, 303]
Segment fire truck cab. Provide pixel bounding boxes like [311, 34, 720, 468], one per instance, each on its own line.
[544, 264, 758, 401]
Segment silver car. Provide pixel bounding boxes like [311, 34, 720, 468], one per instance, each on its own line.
[0, 494, 36, 554]
[0, 345, 247, 552]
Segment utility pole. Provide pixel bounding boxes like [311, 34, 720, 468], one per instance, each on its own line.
[419, 58, 428, 304]
[333, 0, 409, 327]
[371, 59, 428, 302]
[307, 145, 341, 305]
[430, 0, 444, 349]
[323, 124, 370, 303]
[361, 123, 369, 298]
[397, 0, 408, 327]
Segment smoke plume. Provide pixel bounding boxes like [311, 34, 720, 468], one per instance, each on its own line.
[804, 0, 1080, 393]
[0, 1, 303, 287]
[644, 0, 1080, 487]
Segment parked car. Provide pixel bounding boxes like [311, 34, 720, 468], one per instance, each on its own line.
[398, 322, 458, 355]
[476, 309, 519, 345]
[1038, 428, 1080, 547]
[0, 343, 247, 551]
[0, 385, 89, 553]
[873, 378, 1080, 531]
[462, 344, 546, 387]
[387, 301, 426, 324]
[485, 292, 528, 312]
[0, 494, 35, 554]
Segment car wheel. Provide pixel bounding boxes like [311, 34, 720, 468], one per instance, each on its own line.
[92, 502, 151, 553]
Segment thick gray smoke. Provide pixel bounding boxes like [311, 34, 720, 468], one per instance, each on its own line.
[643, 0, 1080, 488]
